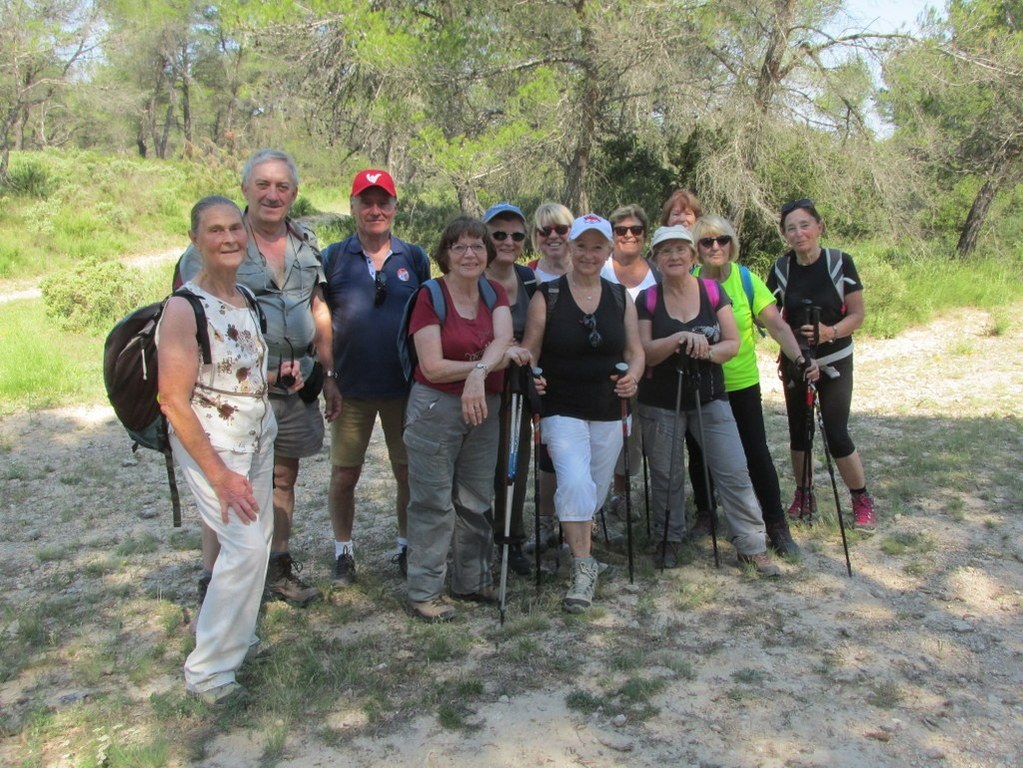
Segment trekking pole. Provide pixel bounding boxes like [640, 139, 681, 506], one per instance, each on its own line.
[499, 374, 524, 625]
[687, 353, 719, 568]
[659, 356, 686, 573]
[810, 381, 853, 577]
[526, 367, 544, 592]
[614, 362, 635, 584]
[798, 301, 818, 521]
[642, 434, 651, 537]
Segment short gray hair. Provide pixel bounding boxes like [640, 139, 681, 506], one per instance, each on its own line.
[242, 149, 299, 187]
[189, 195, 241, 234]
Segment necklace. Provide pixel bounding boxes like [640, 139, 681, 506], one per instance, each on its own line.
[568, 276, 596, 301]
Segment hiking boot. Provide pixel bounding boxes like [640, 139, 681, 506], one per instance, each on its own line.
[451, 586, 499, 604]
[409, 596, 456, 623]
[190, 681, 248, 706]
[525, 517, 558, 554]
[244, 640, 272, 663]
[852, 492, 877, 534]
[653, 541, 684, 569]
[690, 508, 716, 540]
[499, 543, 531, 576]
[390, 546, 408, 577]
[197, 572, 211, 605]
[786, 487, 817, 521]
[266, 553, 322, 606]
[738, 551, 782, 578]
[333, 552, 357, 585]
[767, 521, 802, 559]
[563, 556, 599, 613]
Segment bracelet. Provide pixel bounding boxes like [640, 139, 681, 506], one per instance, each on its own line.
[831, 325, 839, 341]
[708, 347, 715, 362]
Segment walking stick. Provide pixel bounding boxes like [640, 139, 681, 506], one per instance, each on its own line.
[659, 358, 685, 572]
[499, 371, 525, 625]
[526, 367, 544, 591]
[642, 434, 651, 537]
[614, 362, 635, 584]
[797, 300, 817, 521]
[810, 381, 853, 577]
[686, 354, 719, 568]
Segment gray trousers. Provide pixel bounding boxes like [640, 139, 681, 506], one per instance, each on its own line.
[404, 383, 501, 601]
[638, 398, 768, 555]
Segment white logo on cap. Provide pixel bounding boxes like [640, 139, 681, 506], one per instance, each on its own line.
[366, 173, 381, 183]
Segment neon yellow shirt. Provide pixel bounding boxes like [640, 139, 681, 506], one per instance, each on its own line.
[694, 265, 774, 392]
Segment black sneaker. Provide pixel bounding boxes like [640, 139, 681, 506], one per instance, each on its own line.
[266, 553, 322, 606]
[505, 544, 531, 576]
[333, 552, 357, 585]
[390, 546, 408, 577]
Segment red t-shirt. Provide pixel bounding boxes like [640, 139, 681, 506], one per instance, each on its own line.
[409, 278, 509, 395]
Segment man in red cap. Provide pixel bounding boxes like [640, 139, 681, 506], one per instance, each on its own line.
[321, 170, 431, 584]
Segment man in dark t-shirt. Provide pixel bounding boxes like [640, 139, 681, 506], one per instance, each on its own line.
[320, 170, 430, 583]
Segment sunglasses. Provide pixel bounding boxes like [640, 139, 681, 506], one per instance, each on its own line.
[277, 337, 296, 388]
[781, 198, 814, 215]
[698, 235, 732, 248]
[491, 230, 527, 242]
[374, 271, 388, 307]
[613, 225, 645, 237]
[580, 313, 602, 348]
[537, 224, 569, 237]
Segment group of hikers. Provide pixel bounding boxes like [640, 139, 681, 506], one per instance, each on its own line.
[156, 148, 876, 704]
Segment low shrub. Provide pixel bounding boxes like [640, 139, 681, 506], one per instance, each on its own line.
[40, 258, 150, 334]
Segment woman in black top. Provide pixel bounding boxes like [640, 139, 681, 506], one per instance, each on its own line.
[637, 225, 780, 575]
[519, 214, 644, 612]
[767, 199, 875, 532]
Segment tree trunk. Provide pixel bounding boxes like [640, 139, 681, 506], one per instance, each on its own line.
[957, 176, 1002, 258]
[180, 43, 192, 146]
[564, 1, 599, 214]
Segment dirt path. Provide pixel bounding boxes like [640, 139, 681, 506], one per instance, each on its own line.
[1, 305, 1021, 767]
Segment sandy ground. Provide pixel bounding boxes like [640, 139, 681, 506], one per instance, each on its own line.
[1, 304, 1022, 767]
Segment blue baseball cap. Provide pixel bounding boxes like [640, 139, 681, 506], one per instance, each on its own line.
[482, 202, 526, 224]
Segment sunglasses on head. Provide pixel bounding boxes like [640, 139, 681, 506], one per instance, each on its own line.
[781, 198, 814, 215]
[698, 235, 732, 248]
[613, 225, 645, 237]
[490, 230, 527, 242]
[580, 314, 602, 348]
[537, 224, 569, 237]
[374, 271, 388, 307]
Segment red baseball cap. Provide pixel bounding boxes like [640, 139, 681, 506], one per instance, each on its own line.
[351, 169, 397, 198]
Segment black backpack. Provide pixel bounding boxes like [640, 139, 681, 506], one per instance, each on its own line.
[103, 287, 264, 526]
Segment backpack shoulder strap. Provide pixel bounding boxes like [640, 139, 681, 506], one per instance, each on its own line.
[824, 248, 846, 304]
[699, 277, 720, 308]
[235, 284, 268, 335]
[739, 265, 766, 337]
[611, 281, 626, 317]
[171, 288, 212, 364]
[514, 263, 537, 299]
[771, 255, 790, 302]
[644, 283, 658, 317]
[424, 278, 446, 325]
[478, 276, 498, 310]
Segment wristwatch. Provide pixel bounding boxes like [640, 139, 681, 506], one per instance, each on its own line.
[474, 362, 489, 373]
[325, 369, 338, 379]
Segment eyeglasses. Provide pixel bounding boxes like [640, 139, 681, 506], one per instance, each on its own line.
[537, 224, 569, 237]
[613, 225, 645, 237]
[580, 314, 602, 348]
[490, 230, 527, 242]
[781, 198, 814, 215]
[374, 271, 388, 306]
[277, 337, 296, 388]
[450, 243, 488, 256]
[698, 235, 732, 248]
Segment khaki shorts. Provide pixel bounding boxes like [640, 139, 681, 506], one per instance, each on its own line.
[270, 393, 325, 460]
[330, 397, 407, 468]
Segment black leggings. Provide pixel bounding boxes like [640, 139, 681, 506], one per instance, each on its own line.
[686, 383, 786, 526]
[782, 354, 856, 459]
